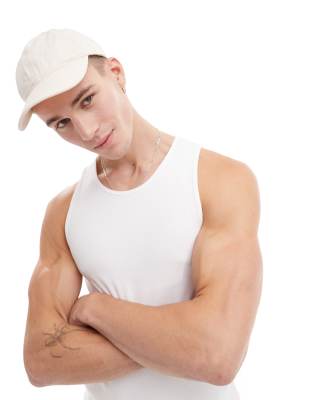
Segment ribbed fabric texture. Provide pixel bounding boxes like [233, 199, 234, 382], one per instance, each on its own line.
[65, 135, 239, 400]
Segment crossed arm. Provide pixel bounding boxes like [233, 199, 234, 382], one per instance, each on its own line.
[26, 161, 262, 387]
[68, 160, 263, 385]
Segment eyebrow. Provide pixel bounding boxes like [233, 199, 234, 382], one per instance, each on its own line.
[45, 84, 96, 127]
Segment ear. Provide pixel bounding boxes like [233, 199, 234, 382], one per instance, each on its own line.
[107, 57, 126, 89]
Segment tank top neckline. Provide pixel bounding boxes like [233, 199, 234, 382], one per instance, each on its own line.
[92, 135, 179, 195]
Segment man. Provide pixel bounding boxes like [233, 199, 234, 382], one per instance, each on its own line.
[16, 29, 262, 399]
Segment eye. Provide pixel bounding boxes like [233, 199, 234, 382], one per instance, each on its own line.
[56, 118, 70, 130]
[81, 93, 94, 107]
[56, 94, 95, 130]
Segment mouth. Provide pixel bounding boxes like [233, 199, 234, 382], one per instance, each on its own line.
[94, 129, 114, 149]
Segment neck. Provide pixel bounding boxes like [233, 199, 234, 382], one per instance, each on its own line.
[99, 112, 162, 175]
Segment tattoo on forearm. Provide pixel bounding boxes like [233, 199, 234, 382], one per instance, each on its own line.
[42, 322, 88, 358]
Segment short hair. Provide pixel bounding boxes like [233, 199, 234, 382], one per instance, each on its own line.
[88, 54, 108, 77]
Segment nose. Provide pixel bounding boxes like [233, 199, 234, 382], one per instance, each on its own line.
[73, 116, 99, 141]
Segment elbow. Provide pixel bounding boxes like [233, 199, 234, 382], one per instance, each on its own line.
[202, 352, 238, 386]
[28, 374, 46, 388]
[210, 366, 237, 386]
[24, 351, 50, 387]
[25, 362, 45, 387]
[209, 345, 249, 385]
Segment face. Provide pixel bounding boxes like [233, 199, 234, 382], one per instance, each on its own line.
[32, 57, 134, 156]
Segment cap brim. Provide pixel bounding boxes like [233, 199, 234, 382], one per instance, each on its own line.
[18, 55, 89, 131]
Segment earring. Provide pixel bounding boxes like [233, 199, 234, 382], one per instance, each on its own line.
[117, 77, 125, 94]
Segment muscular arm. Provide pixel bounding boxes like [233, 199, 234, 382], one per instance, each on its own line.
[71, 291, 210, 383]
[24, 185, 143, 387]
[71, 155, 262, 386]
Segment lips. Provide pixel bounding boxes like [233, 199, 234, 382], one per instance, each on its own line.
[94, 130, 113, 149]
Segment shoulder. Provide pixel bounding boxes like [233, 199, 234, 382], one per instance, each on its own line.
[41, 181, 79, 251]
[37, 181, 81, 259]
[198, 147, 260, 231]
[47, 181, 79, 219]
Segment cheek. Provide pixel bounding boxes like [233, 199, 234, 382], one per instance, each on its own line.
[121, 99, 133, 129]
[102, 89, 132, 124]
[111, 93, 133, 130]
[57, 131, 80, 145]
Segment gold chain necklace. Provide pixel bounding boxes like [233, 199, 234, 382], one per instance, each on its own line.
[99, 129, 162, 189]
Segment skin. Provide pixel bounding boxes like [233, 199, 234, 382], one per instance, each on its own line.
[32, 56, 175, 188]
[26, 56, 262, 387]
[66, 153, 262, 386]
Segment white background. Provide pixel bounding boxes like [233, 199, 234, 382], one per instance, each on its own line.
[1, 0, 312, 398]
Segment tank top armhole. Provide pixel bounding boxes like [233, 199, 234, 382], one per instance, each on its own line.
[193, 145, 203, 227]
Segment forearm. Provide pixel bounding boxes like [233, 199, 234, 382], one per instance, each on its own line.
[84, 293, 210, 382]
[25, 317, 143, 387]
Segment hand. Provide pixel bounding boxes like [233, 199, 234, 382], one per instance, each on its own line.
[68, 293, 97, 326]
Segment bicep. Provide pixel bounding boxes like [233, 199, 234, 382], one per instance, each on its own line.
[192, 161, 262, 298]
[28, 253, 82, 326]
[25, 193, 83, 355]
[192, 229, 263, 375]
[192, 228, 263, 303]
[191, 161, 263, 376]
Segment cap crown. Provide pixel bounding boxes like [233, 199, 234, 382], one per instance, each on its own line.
[16, 28, 105, 101]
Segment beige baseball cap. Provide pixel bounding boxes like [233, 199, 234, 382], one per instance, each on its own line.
[15, 28, 107, 131]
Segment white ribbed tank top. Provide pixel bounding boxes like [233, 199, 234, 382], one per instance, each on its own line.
[65, 135, 239, 400]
